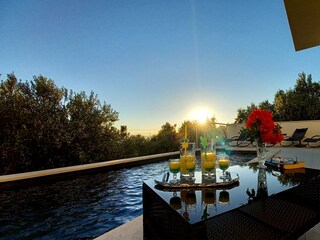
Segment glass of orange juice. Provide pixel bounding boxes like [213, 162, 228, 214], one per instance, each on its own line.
[185, 157, 196, 178]
[169, 159, 181, 183]
[201, 141, 216, 179]
[218, 154, 230, 180]
[180, 142, 196, 178]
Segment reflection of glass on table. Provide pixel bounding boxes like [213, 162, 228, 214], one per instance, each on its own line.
[181, 190, 197, 221]
[143, 164, 319, 240]
[202, 189, 216, 206]
[218, 190, 230, 205]
[170, 192, 182, 210]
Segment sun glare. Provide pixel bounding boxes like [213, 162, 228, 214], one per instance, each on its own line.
[188, 107, 213, 124]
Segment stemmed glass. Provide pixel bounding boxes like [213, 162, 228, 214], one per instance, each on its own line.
[218, 154, 230, 180]
[185, 158, 196, 179]
[169, 159, 181, 183]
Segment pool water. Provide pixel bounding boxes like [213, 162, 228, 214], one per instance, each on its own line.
[0, 152, 255, 239]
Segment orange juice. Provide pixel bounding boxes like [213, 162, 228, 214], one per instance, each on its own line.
[201, 152, 216, 173]
[201, 152, 216, 161]
[203, 160, 215, 171]
[180, 155, 196, 174]
[185, 160, 196, 171]
[169, 161, 181, 173]
[218, 159, 230, 171]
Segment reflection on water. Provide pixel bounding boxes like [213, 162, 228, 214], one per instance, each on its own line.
[0, 162, 167, 240]
[0, 153, 255, 240]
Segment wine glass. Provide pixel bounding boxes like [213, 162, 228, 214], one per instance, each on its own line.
[185, 157, 196, 179]
[169, 159, 181, 183]
[218, 154, 230, 180]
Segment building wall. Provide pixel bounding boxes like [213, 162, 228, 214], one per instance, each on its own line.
[226, 120, 320, 139]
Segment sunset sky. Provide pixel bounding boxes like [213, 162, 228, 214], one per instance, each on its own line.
[1, 0, 320, 135]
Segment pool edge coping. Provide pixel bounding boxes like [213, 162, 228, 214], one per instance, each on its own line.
[0, 151, 180, 185]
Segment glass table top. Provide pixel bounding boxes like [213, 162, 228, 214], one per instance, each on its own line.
[144, 163, 319, 225]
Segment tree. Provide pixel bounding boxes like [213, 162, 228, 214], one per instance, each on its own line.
[176, 117, 225, 146]
[27, 75, 69, 169]
[178, 121, 197, 142]
[66, 90, 119, 164]
[274, 90, 287, 121]
[258, 100, 274, 113]
[0, 73, 28, 173]
[152, 122, 179, 153]
[235, 72, 320, 123]
[0, 73, 121, 174]
[274, 72, 320, 121]
[0, 74, 69, 173]
[122, 134, 149, 157]
[234, 103, 258, 123]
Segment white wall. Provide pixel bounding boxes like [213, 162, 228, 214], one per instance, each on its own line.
[226, 120, 320, 139]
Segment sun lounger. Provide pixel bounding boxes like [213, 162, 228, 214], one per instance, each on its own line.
[303, 135, 320, 148]
[280, 128, 308, 147]
[227, 133, 251, 147]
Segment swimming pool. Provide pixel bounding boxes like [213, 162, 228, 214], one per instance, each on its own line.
[0, 152, 255, 239]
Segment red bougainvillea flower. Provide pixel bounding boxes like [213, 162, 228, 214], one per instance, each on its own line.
[246, 109, 274, 130]
[244, 109, 283, 144]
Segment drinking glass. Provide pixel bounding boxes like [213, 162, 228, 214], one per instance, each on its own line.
[201, 141, 216, 178]
[169, 159, 181, 183]
[185, 157, 196, 179]
[203, 159, 215, 179]
[218, 154, 230, 180]
[180, 142, 196, 177]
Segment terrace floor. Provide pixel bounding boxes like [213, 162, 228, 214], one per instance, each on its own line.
[96, 146, 320, 240]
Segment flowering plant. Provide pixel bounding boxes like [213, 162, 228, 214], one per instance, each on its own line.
[240, 109, 283, 145]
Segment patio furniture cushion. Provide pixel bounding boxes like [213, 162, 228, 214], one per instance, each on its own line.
[227, 133, 251, 147]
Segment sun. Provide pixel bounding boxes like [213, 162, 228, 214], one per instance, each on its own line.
[188, 107, 213, 124]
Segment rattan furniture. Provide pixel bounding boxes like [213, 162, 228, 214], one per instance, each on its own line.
[143, 165, 320, 240]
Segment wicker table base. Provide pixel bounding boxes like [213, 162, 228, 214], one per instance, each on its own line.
[143, 169, 320, 240]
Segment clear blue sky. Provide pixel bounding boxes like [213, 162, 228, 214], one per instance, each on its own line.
[1, 0, 320, 135]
